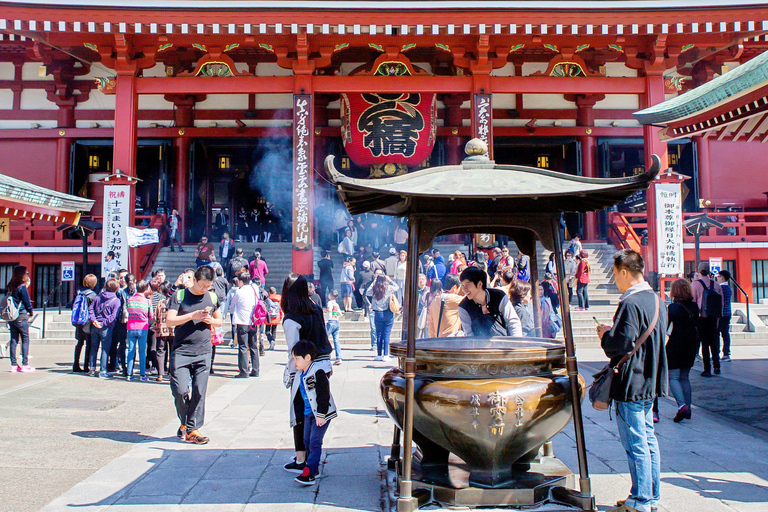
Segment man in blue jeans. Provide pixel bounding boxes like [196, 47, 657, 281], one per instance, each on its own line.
[597, 250, 668, 512]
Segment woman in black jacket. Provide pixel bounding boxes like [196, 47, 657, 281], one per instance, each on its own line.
[6, 265, 34, 372]
[73, 274, 98, 373]
[280, 274, 333, 474]
[666, 278, 699, 422]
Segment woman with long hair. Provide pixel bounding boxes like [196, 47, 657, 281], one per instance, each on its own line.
[394, 250, 408, 307]
[6, 265, 34, 372]
[666, 278, 699, 422]
[367, 274, 399, 361]
[574, 250, 591, 311]
[73, 274, 98, 373]
[280, 274, 333, 475]
[509, 280, 534, 337]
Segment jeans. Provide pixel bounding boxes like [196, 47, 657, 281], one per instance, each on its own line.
[303, 413, 331, 475]
[698, 317, 720, 372]
[365, 302, 376, 348]
[576, 282, 589, 309]
[90, 325, 114, 374]
[616, 399, 660, 512]
[126, 329, 148, 377]
[170, 350, 211, 430]
[718, 315, 731, 357]
[374, 309, 395, 357]
[8, 317, 30, 367]
[394, 279, 405, 307]
[265, 324, 277, 346]
[326, 320, 341, 360]
[668, 367, 692, 408]
[236, 324, 258, 374]
[169, 228, 183, 250]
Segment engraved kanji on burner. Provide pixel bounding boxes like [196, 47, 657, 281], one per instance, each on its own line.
[487, 391, 508, 436]
[469, 393, 481, 430]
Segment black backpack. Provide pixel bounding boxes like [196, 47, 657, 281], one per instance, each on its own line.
[698, 279, 723, 319]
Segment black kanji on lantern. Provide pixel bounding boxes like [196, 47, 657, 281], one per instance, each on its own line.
[357, 93, 424, 158]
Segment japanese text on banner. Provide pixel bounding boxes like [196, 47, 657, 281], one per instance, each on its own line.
[655, 183, 683, 276]
[292, 95, 313, 250]
[101, 185, 131, 277]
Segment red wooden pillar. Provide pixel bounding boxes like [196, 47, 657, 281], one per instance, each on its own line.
[580, 135, 599, 241]
[736, 247, 753, 302]
[444, 94, 465, 165]
[55, 136, 72, 193]
[112, 74, 139, 273]
[173, 136, 190, 244]
[291, 88, 314, 276]
[642, 75, 670, 277]
[695, 135, 712, 204]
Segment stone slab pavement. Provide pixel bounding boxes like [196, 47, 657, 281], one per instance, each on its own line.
[3, 342, 768, 512]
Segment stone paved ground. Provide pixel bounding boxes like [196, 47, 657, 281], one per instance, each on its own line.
[2, 342, 768, 512]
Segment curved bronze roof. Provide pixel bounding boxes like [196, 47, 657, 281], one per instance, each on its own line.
[326, 154, 659, 217]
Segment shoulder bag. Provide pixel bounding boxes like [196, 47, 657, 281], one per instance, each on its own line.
[589, 293, 659, 411]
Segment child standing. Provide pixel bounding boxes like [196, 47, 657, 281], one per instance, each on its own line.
[291, 340, 337, 485]
[325, 290, 343, 365]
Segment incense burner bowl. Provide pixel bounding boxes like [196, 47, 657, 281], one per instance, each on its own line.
[381, 337, 584, 488]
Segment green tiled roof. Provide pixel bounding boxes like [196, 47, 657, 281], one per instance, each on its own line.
[635, 50, 768, 125]
[0, 173, 94, 213]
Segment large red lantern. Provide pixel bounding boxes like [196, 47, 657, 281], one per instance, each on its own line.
[341, 91, 437, 168]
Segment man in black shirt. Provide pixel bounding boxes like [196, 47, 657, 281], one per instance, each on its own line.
[166, 266, 223, 445]
[317, 249, 334, 307]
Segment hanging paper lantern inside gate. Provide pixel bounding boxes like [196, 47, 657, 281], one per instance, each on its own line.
[341, 92, 437, 167]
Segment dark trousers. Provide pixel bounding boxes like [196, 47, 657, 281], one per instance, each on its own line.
[8, 318, 30, 367]
[374, 309, 395, 357]
[567, 284, 574, 304]
[146, 328, 157, 370]
[319, 279, 333, 307]
[109, 322, 127, 373]
[303, 413, 330, 475]
[577, 282, 589, 309]
[155, 336, 172, 377]
[168, 228, 183, 251]
[265, 324, 277, 345]
[718, 315, 732, 357]
[236, 324, 259, 374]
[169, 350, 211, 430]
[698, 316, 721, 372]
[74, 325, 91, 371]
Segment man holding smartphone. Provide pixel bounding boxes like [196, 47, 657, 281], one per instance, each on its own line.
[166, 266, 223, 445]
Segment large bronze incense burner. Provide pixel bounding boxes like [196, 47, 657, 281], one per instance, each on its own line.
[326, 140, 659, 511]
[382, 338, 585, 488]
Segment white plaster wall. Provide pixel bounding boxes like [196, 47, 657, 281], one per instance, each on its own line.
[522, 94, 574, 109]
[604, 62, 638, 78]
[192, 119, 292, 128]
[79, 65, 116, 80]
[0, 62, 15, 80]
[0, 89, 13, 109]
[20, 89, 57, 110]
[522, 62, 548, 75]
[235, 62, 250, 74]
[77, 89, 116, 110]
[491, 62, 516, 77]
[253, 94, 293, 109]
[594, 94, 639, 110]
[138, 94, 174, 110]
[196, 94, 249, 110]
[0, 120, 57, 129]
[22, 62, 51, 81]
[256, 62, 293, 77]
[492, 94, 516, 109]
[141, 63, 166, 78]
[494, 119, 576, 127]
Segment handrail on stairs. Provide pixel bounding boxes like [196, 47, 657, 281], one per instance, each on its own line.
[729, 278, 752, 333]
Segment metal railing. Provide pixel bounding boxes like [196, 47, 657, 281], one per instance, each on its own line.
[41, 282, 67, 339]
[729, 278, 752, 333]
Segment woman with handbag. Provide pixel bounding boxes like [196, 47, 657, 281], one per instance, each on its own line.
[666, 278, 699, 423]
[280, 274, 333, 475]
[367, 275, 399, 361]
[5, 266, 34, 372]
[575, 250, 591, 311]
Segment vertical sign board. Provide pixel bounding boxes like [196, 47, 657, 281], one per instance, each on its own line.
[655, 182, 684, 276]
[709, 257, 723, 276]
[292, 94, 313, 251]
[0, 217, 9, 242]
[102, 184, 131, 277]
[473, 94, 493, 159]
[61, 261, 75, 281]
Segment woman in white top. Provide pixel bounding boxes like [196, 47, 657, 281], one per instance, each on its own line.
[367, 275, 399, 361]
[394, 250, 408, 307]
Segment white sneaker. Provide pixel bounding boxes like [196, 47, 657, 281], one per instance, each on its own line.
[373, 356, 383, 361]
[382, 355, 391, 362]
[721, 355, 731, 362]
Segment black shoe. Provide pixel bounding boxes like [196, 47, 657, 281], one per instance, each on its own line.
[180, 249, 185, 252]
[73, 366, 84, 373]
[294, 467, 316, 485]
[210, 368, 215, 375]
[259, 350, 265, 357]
[249, 370, 259, 377]
[170, 249, 175, 252]
[714, 368, 721, 375]
[284, 459, 306, 474]
[176, 425, 186, 440]
[235, 372, 249, 378]
[701, 370, 712, 377]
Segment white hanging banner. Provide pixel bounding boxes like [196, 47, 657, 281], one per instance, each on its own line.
[127, 227, 159, 248]
[102, 185, 131, 277]
[655, 183, 684, 276]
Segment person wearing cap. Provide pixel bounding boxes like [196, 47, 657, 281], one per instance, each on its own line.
[355, 260, 374, 310]
[384, 247, 399, 279]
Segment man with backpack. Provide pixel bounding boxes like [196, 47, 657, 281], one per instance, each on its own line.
[228, 271, 261, 378]
[692, 262, 723, 377]
[72, 274, 98, 373]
